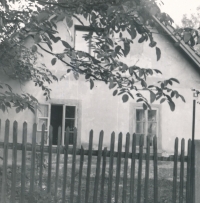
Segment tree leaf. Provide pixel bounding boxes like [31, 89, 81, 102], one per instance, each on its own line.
[156, 47, 161, 61]
[149, 41, 157, 47]
[123, 42, 130, 57]
[37, 11, 49, 22]
[138, 36, 145, 43]
[183, 32, 191, 43]
[90, 79, 94, 89]
[160, 98, 166, 103]
[179, 95, 186, 102]
[122, 94, 129, 102]
[150, 91, 156, 103]
[129, 27, 137, 39]
[32, 45, 37, 52]
[143, 103, 147, 110]
[51, 58, 57, 65]
[168, 100, 175, 111]
[170, 78, 180, 83]
[65, 16, 73, 28]
[115, 45, 121, 54]
[141, 80, 147, 88]
[73, 72, 79, 80]
[113, 89, 118, 96]
[109, 80, 116, 89]
[46, 42, 53, 51]
[61, 40, 72, 49]
[48, 33, 61, 43]
[16, 106, 21, 113]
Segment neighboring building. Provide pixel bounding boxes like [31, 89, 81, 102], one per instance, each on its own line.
[1, 11, 200, 154]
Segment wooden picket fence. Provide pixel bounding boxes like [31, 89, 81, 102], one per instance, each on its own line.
[0, 120, 193, 203]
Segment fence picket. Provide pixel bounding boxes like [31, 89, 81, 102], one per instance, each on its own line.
[179, 138, 185, 203]
[153, 136, 158, 203]
[1, 120, 10, 203]
[70, 128, 78, 203]
[100, 147, 107, 203]
[30, 123, 37, 194]
[172, 138, 178, 203]
[186, 139, 192, 203]
[54, 126, 62, 202]
[93, 131, 104, 203]
[85, 130, 93, 203]
[21, 122, 27, 203]
[130, 134, 136, 203]
[11, 121, 18, 203]
[77, 146, 84, 203]
[47, 126, 53, 193]
[0, 123, 192, 203]
[115, 133, 122, 203]
[122, 133, 130, 203]
[39, 124, 45, 189]
[144, 135, 150, 203]
[107, 132, 115, 203]
[137, 135, 144, 203]
[62, 127, 70, 203]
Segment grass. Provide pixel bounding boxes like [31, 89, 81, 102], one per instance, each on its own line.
[0, 154, 187, 203]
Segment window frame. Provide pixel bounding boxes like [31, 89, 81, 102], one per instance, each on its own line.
[36, 104, 51, 144]
[36, 99, 81, 146]
[135, 108, 159, 147]
[129, 103, 161, 150]
[74, 25, 105, 56]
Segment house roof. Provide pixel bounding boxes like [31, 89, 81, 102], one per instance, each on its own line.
[152, 15, 200, 68]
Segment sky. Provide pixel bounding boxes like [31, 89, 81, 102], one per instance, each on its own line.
[160, 0, 200, 26]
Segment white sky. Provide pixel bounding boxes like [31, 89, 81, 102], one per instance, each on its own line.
[161, 0, 200, 26]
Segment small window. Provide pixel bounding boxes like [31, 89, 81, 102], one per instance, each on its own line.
[37, 104, 78, 145]
[75, 25, 100, 57]
[135, 109, 158, 146]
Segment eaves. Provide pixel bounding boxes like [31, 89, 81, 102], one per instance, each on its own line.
[152, 16, 200, 69]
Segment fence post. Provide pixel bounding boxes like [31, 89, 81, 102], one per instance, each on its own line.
[194, 140, 200, 203]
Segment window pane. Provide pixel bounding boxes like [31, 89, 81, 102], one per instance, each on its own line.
[65, 119, 75, 131]
[136, 122, 145, 133]
[38, 118, 48, 130]
[148, 122, 157, 134]
[147, 134, 154, 146]
[148, 110, 157, 121]
[38, 105, 48, 117]
[65, 106, 76, 118]
[135, 134, 143, 146]
[75, 30, 90, 53]
[136, 110, 145, 121]
[36, 131, 48, 144]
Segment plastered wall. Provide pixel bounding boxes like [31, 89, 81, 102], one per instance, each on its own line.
[1, 19, 200, 154]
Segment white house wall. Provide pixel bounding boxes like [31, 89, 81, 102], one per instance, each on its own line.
[1, 20, 200, 154]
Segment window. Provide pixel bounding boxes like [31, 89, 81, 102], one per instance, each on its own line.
[75, 26, 94, 55]
[36, 103, 79, 145]
[75, 25, 104, 57]
[135, 109, 158, 146]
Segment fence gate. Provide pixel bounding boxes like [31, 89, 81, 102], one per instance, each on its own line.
[0, 120, 194, 203]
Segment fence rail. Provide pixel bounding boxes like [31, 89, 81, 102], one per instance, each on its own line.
[0, 120, 193, 203]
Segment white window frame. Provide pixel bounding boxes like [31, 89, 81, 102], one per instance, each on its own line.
[36, 104, 51, 144]
[129, 103, 161, 149]
[36, 100, 81, 146]
[135, 107, 159, 147]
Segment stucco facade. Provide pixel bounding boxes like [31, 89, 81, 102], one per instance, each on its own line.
[1, 18, 200, 154]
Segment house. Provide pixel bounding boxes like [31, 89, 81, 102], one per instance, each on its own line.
[1, 4, 200, 154]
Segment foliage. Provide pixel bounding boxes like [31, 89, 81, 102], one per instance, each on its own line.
[181, 6, 200, 29]
[173, 6, 200, 56]
[0, 0, 185, 112]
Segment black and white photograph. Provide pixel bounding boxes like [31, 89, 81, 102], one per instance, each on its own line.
[0, 0, 199, 202]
